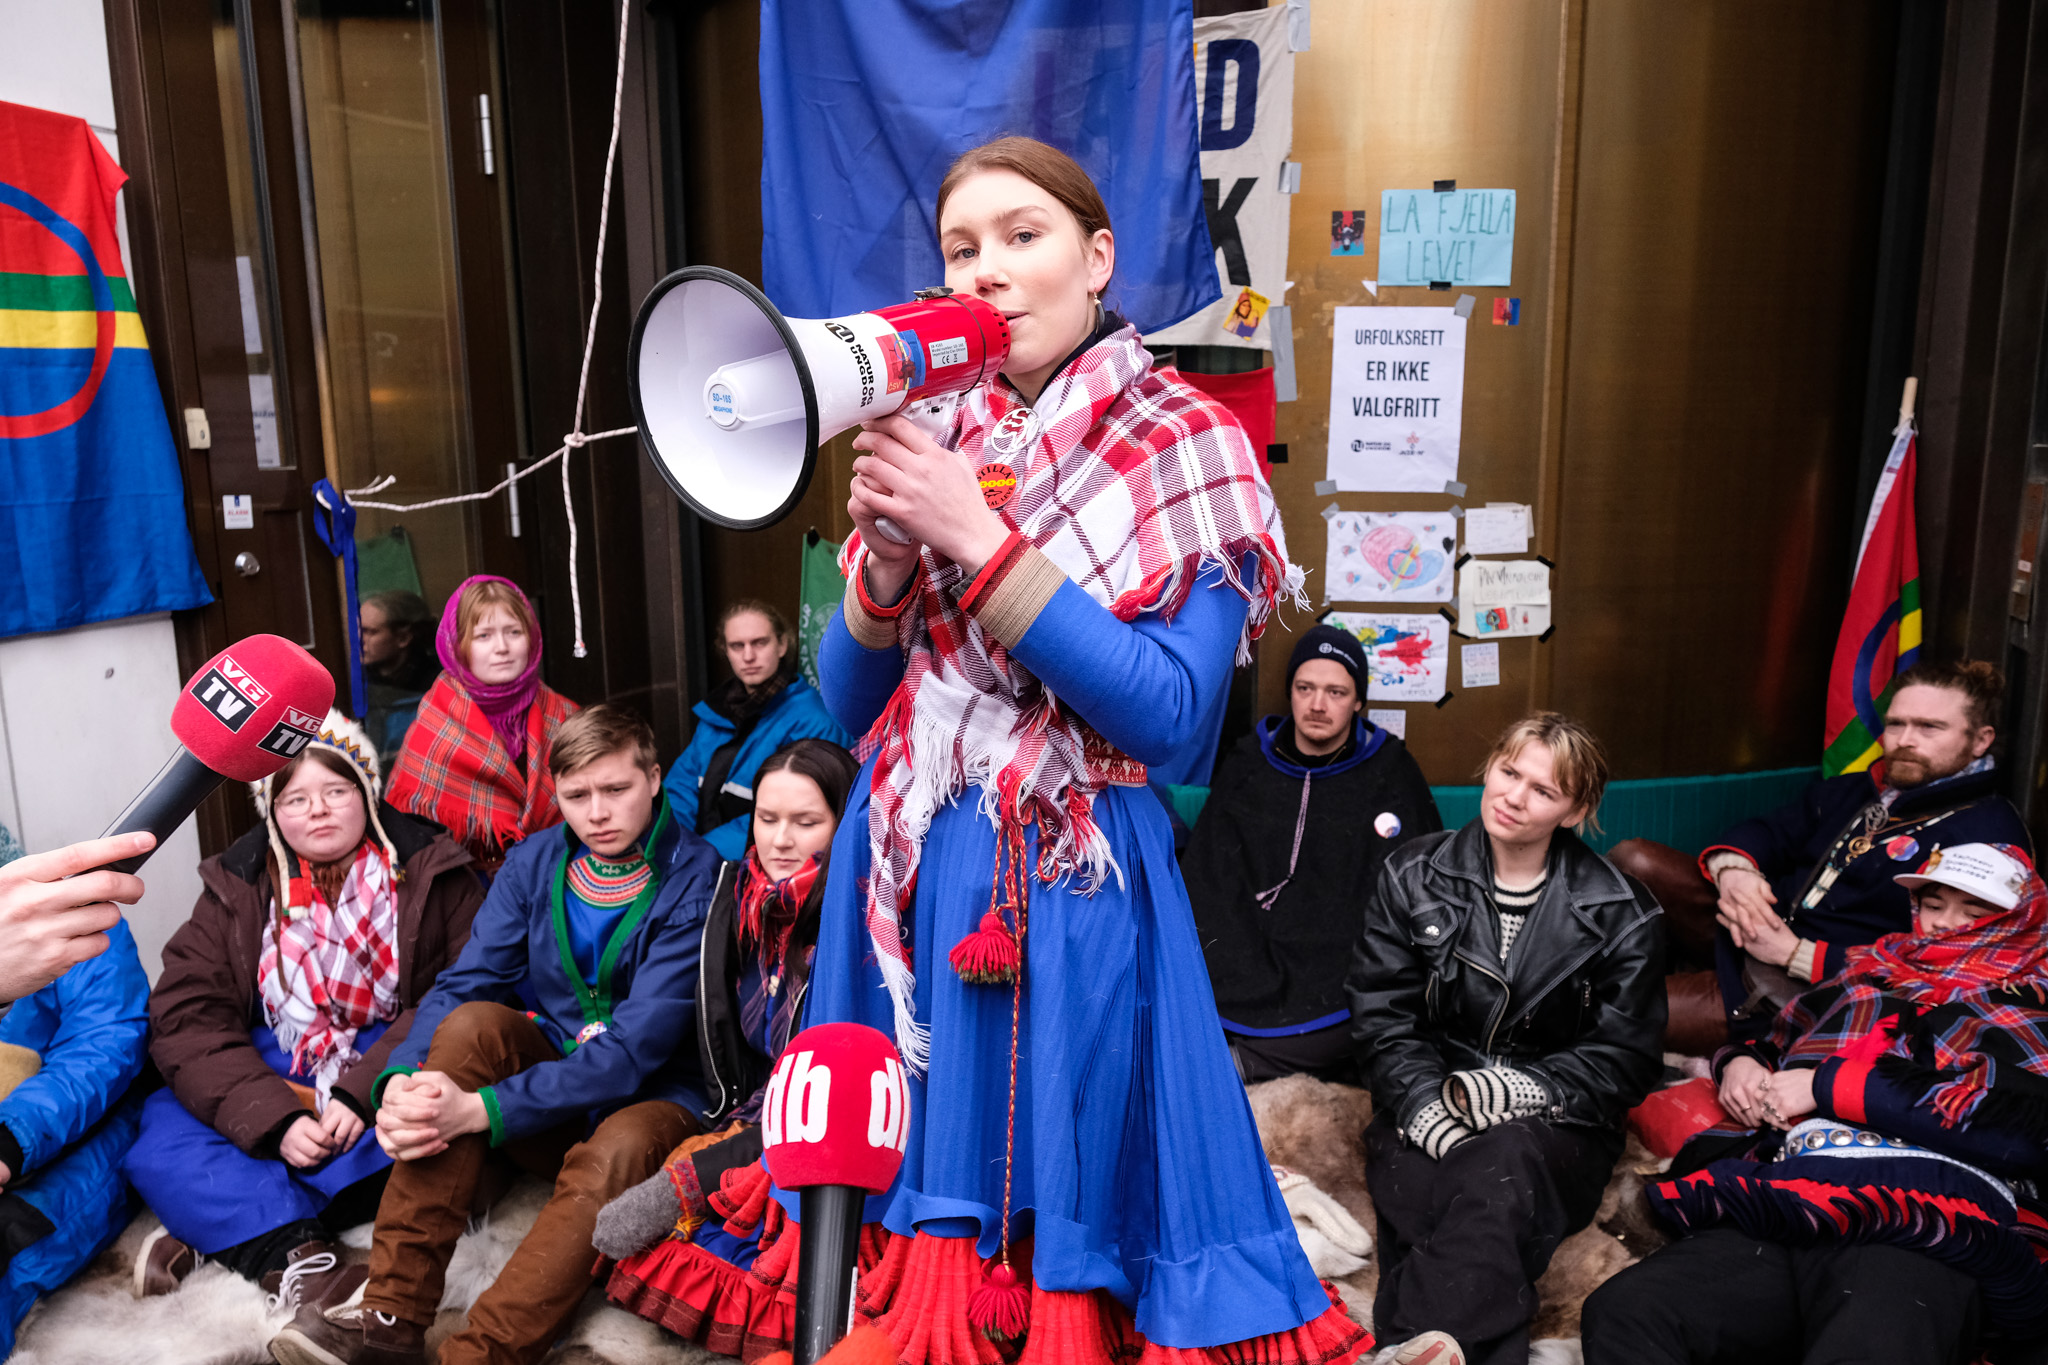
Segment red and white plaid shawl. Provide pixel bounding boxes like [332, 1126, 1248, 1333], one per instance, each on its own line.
[840, 326, 1302, 1067]
[258, 843, 402, 1105]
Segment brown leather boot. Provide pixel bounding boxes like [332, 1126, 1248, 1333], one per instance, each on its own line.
[261, 1241, 369, 1318]
[133, 1226, 200, 1298]
[266, 1300, 426, 1365]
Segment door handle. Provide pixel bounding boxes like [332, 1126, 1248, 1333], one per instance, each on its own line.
[234, 551, 262, 578]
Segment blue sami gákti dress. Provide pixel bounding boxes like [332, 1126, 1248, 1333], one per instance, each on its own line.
[800, 559, 1341, 1349]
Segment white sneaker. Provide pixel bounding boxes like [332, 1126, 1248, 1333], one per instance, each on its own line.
[1371, 1331, 1465, 1365]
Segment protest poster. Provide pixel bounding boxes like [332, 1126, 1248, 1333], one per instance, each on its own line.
[1326, 307, 1467, 492]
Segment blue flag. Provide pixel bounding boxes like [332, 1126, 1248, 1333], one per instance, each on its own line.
[760, 0, 1219, 334]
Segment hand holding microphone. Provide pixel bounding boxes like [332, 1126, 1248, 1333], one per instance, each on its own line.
[96, 634, 335, 875]
[0, 833, 153, 1002]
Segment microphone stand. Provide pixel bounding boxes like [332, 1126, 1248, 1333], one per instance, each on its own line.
[792, 1185, 867, 1365]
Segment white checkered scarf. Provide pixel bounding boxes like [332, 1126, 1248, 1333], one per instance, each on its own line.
[838, 325, 1303, 1068]
[257, 844, 402, 1107]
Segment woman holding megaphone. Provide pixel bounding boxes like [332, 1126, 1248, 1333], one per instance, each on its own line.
[796, 138, 1365, 1364]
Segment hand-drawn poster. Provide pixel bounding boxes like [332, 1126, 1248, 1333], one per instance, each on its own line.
[1377, 188, 1516, 287]
[1323, 509, 1457, 603]
[1326, 307, 1467, 492]
[1327, 611, 1449, 703]
[1457, 559, 1551, 639]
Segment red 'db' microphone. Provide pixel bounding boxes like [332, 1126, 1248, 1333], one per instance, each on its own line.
[760, 1023, 911, 1365]
[97, 634, 335, 873]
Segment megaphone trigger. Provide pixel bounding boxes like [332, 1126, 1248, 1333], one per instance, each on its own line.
[630, 267, 1011, 530]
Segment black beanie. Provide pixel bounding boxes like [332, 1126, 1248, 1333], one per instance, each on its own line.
[1288, 624, 1367, 692]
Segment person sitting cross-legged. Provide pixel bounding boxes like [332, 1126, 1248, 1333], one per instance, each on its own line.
[1583, 842, 2048, 1365]
[1347, 713, 1666, 1365]
[1612, 658, 2030, 1053]
[268, 704, 720, 1365]
[128, 711, 483, 1317]
[1185, 623, 1441, 1085]
[592, 737, 862, 1357]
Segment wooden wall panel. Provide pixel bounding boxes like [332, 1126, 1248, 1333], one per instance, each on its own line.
[1551, 0, 1894, 776]
[1264, 0, 1896, 782]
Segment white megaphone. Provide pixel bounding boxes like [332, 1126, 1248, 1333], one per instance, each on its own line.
[628, 266, 1011, 532]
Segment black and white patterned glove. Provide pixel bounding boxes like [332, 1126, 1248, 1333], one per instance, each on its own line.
[1405, 1098, 1475, 1160]
[1442, 1066, 1551, 1131]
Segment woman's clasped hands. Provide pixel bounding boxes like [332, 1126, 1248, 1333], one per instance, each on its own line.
[1718, 1055, 1817, 1131]
[849, 414, 1013, 606]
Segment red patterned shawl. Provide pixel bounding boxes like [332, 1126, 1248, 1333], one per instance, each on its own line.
[839, 326, 1302, 1068]
[387, 674, 579, 864]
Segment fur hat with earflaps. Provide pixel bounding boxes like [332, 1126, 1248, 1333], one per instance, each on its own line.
[250, 709, 402, 919]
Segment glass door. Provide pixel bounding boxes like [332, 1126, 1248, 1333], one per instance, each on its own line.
[211, 0, 525, 631]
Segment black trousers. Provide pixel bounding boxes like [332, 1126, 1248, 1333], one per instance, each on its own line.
[1365, 1113, 1620, 1365]
[1581, 1227, 1981, 1365]
[1227, 1020, 1362, 1086]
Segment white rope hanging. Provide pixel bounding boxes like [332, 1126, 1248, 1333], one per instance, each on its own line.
[336, 0, 640, 660]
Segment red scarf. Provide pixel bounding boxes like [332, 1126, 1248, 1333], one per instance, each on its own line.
[1844, 851, 2048, 1003]
[386, 674, 579, 863]
[737, 850, 821, 1040]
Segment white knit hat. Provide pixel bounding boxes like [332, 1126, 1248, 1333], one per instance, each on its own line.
[250, 709, 401, 918]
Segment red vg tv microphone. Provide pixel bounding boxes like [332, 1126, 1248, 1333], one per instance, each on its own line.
[760, 1022, 911, 1365]
[96, 635, 335, 874]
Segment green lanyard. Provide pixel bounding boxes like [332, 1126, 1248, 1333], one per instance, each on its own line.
[550, 797, 670, 1037]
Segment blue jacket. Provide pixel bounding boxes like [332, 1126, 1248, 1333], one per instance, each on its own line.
[380, 800, 721, 1140]
[0, 918, 148, 1180]
[665, 676, 854, 861]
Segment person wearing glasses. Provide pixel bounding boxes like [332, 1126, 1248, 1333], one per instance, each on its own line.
[125, 712, 483, 1326]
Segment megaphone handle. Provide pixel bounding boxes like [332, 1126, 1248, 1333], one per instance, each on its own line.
[873, 516, 914, 546]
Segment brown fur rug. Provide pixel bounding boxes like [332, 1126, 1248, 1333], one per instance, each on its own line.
[1245, 1074, 1670, 1344]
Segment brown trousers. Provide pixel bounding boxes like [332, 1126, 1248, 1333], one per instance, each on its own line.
[362, 1001, 697, 1365]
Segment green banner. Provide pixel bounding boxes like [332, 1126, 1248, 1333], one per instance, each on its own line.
[798, 533, 843, 689]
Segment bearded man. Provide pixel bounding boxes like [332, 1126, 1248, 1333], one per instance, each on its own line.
[1615, 659, 2031, 1050]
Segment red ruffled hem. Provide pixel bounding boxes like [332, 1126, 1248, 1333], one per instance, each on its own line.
[860, 1233, 1372, 1365]
[607, 1238, 794, 1363]
[612, 1222, 1369, 1365]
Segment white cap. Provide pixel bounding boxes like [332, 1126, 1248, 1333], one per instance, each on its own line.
[1893, 842, 2031, 911]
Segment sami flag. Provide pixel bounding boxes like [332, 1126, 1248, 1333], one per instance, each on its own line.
[1822, 424, 1921, 776]
[0, 100, 210, 638]
[759, 0, 1219, 333]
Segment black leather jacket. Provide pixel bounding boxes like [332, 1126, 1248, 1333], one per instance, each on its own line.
[1346, 822, 1667, 1132]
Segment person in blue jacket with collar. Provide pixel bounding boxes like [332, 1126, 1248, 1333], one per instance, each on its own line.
[664, 600, 853, 860]
[270, 704, 721, 1365]
[0, 899, 149, 1356]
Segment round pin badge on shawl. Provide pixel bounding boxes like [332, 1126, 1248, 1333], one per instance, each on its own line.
[978, 462, 1018, 509]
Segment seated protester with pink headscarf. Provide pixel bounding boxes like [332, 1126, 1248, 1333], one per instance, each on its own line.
[388, 575, 579, 875]
[125, 712, 483, 1320]
[1584, 843, 2048, 1365]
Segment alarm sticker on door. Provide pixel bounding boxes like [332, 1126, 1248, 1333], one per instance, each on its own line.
[223, 495, 254, 530]
[929, 336, 969, 368]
